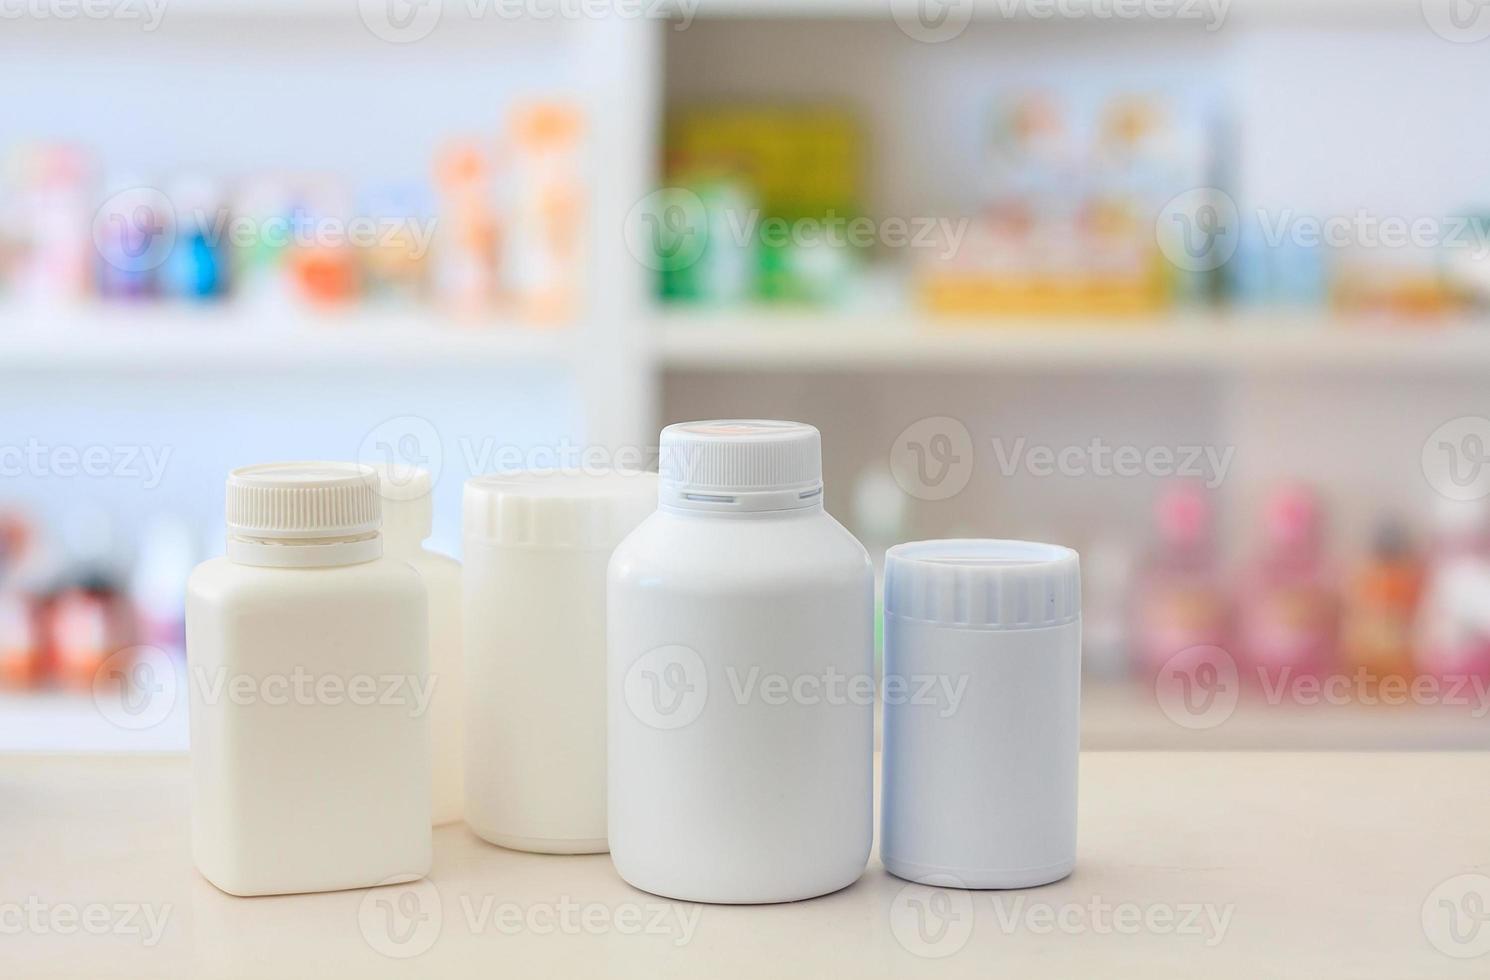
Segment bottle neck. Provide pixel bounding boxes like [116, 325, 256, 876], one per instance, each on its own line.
[379, 523, 428, 556]
[659, 481, 824, 518]
[227, 531, 382, 568]
[379, 497, 433, 555]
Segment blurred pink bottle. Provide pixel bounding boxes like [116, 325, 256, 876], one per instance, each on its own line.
[1414, 498, 1490, 683]
[1239, 486, 1338, 686]
[1135, 483, 1230, 680]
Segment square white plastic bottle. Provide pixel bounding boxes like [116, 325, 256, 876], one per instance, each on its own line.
[186, 462, 432, 896]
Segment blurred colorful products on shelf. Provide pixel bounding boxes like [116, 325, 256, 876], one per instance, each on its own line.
[1340, 520, 1422, 678]
[656, 106, 868, 307]
[916, 92, 1217, 318]
[1237, 486, 1339, 685]
[1126, 483, 1490, 697]
[1135, 483, 1230, 678]
[0, 104, 585, 325]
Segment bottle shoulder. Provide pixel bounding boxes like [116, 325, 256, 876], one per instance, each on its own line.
[389, 547, 462, 585]
[188, 554, 424, 607]
[610, 508, 870, 588]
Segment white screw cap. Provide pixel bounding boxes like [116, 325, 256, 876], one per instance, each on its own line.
[226, 462, 381, 540]
[464, 470, 657, 550]
[885, 539, 1081, 630]
[659, 419, 822, 496]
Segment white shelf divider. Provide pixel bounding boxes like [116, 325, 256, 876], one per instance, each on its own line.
[0, 306, 577, 372]
[657, 309, 1490, 373]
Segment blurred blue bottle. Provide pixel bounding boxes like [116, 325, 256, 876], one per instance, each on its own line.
[1226, 214, 1274, 307]
[161, 176, 227, 300]
[1274, 238, 1326, 308]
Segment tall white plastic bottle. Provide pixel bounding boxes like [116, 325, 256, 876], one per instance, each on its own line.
[463, 470, 656, 853]
[608, 420, 874, 904]
[186, 462, 431, 896]
[373, 464, 463, 826]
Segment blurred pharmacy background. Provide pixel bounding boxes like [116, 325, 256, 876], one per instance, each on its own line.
[4, 1, 1490, 752]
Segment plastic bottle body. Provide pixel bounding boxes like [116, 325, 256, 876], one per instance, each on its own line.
[607, 507, 874, 904]
[186, 553, 431, 896]
[397, 546, 464, 826]
[464, 542, 613, 852]
[881, 615, 1080, 888]
[462, 469, 655, 854]
[878, 539, 1081, 890]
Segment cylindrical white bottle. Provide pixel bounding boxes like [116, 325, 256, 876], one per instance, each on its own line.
[608, 420, 873, 904]
[372, 463, 464, 826]
[464, 469, 656, 853]
[880, 539, 1081, 889]
[186, 462, 431, 897]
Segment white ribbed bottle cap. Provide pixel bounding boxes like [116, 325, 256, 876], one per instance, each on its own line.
[225, 462, 381, 541]
[464, 469, 657, 550]
[369, 463, 434, 546]
[658, 419, 822, 512]
[885, 539, 1081, 630]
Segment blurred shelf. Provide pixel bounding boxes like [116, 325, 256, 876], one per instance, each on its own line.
[672, 0, 1424, 23]
[0, 690, 188, 753]
[1082, 681, 1490, 751]
[657, 310, 1490, 373]
[41, 0, 1424, 24]
[0, 306, 577, 373]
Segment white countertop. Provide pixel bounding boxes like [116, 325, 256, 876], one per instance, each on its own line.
[5, 752, 1489, 978]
